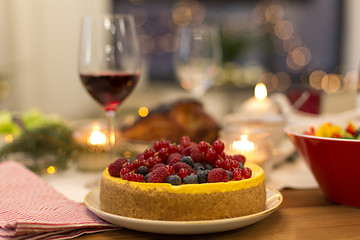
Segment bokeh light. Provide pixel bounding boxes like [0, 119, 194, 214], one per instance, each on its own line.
[274, 20, 294, 40]
[309, 70, 326, 90]
[344, 71, 359, 92]
[47, 166, 56, 175]
[138, 106, 149, 117]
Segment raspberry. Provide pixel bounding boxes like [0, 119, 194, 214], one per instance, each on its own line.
[124, 172, 145, 182]
[148, 166, 173, 183]
[242, 167, 252, 179]
[207, 168, 228, 183]
[153, 141, 162, 152]
[158, 148, 169, 161]
[172, 162, 195, 174]
[168, 144, 178, 154]
[177, 168, 190, 179]
[150, 163, 166, 172]
[159, 140, 170, 149]
[120, 167, 131, 178]
[108, 158, 128, 177]
[163, 165, 175, 175]
[180, 136, 191, 148]
[131, 159, 142, 171]
[233, 154, 246, 164]
[182, 145, 203, 163]
[232, 168, 243, 181]
[122, 162, 134, 171]
[167, 153, 182, 166]
[143, 148, 155, 159]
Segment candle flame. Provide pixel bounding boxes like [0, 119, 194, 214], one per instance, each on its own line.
[231, 135, 255, 153]
[88, 126, 107, 145]
[254, 83, 267, 101]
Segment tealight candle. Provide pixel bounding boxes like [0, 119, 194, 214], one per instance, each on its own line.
[220, 128, 272, 168]
[238, 83, 278, 117]
[74, 120, 112, 171]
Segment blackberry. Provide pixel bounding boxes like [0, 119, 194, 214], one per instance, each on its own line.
[238, 162, 244, 170]
[183, 174, 198, 184]
[180, 156, 194, 168]
[137, 166, 148, 176]
[166, 175, 182, 185]
[194, 162, 205, 172]
[196, 170, 208, 183]
[144, 174, 150, 183]
[227, 170, 233, 181]
[204, 163, 214, 170]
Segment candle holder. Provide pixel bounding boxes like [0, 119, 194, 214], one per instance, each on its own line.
[220, 127, 273, 176]
[73, 120, 112, 171]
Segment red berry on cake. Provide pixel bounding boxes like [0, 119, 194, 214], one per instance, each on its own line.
[242, 167, 252, 179]
[177, 168, 190, 179]
[153, 141, 162, 152]
[159, 139, 170, 149]
[182, 145, 203, 163]
[158, 148, 169, 161]
[148, 165, 173, 183]
[198, 141, 210, 153]
[173, 162, 195, 174]
[108, 158, 127, 177]
[143, 148, 155, 159]
[167, 153, 182, 166]
[232, 168, 243, 181]
[120, 167, 131, 178]
[180, 136, 191, 148]
[233, 154, 246, 164]
[207, 168, 229, 183]
[212, 140, 225, 154]
[203, 148, 217, 163]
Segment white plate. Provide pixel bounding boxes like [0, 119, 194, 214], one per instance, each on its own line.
[85, 186, 283, 235]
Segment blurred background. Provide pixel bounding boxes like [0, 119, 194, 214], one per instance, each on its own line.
[0, 0, 359, 121]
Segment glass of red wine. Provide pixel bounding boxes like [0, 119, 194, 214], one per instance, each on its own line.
[79, 14, 140, 159]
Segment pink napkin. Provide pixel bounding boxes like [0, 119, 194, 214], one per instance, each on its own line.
[0, 161, 119, 240]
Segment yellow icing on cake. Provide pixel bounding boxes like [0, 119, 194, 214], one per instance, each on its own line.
[102, 161, 264, 194]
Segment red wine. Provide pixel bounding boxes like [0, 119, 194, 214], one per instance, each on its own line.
[80, 72, 139, 111]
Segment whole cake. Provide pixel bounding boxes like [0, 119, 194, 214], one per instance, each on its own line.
[100, 137, 266, 221]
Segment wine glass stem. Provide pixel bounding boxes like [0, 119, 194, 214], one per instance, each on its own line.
[105, 110, 116, 160]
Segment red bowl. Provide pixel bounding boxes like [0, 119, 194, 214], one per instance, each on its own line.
[285, 121, 360, 207]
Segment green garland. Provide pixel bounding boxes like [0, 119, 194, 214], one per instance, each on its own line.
[0, 122, 80, 174]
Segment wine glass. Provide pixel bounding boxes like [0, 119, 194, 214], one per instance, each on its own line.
[173, 24, 222, 98]
[79, 14, 140, 159]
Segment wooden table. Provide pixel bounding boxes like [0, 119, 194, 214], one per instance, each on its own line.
[79, 189, 360, 239]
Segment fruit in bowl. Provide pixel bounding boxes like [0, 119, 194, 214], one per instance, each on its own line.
[285, 121, 360, 207]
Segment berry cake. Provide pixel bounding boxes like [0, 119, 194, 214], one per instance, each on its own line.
[100, 137, 266, 221]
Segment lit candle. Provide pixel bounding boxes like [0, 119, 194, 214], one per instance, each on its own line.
[239, 83, 277, 117]
[87, 126, 107, 146]
[227, 133, 270, 167]
[75, 122, 111, 171]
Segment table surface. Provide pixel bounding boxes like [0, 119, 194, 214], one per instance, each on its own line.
[78, 188, 360, 239]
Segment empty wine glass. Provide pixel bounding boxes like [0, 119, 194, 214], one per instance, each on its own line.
[173, 24, 222, 97]
[79, 14, 141, 159]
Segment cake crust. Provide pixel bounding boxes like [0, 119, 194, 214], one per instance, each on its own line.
[100, 162, 266, 221]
